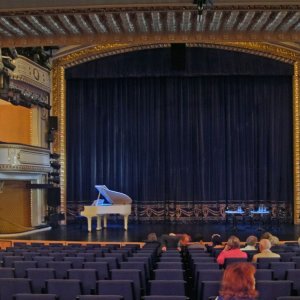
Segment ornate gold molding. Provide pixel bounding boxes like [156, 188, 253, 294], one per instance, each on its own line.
[294, 61, 300, 224]
[52, 42, 300, 223]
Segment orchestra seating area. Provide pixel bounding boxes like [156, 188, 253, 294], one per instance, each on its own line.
[0, 241, 300, 299]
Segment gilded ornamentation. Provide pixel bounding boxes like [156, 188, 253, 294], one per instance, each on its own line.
[52, 42, 300, 223]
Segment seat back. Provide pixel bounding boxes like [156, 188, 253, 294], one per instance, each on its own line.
[14, 294, 58, 300]
[27, 268, 56, 293]
[255, 269, 273, 280]
[14, 261, 37, 278]
[68, 268, 97, 294]
[270, 262, 296, 280]
[77, 296, 123, 300]
[196, 270, 223, 300]
[33, 256, 54, 268]
[84, 262, 110, 280]
[149, 280, 186, 296]
[223, 257, 248, 268]
[257, 257, 281, 269]
[154, 269, 184, 280]
[256, 280, 293, 300]
[286, 269, 300, 295]
[97, 280, 135, 300]
[47, 279, 82, 300]
[111, 269, 142, 300]
[0, 278, 32, 300]
[201, 281, 221, 300]
[63, 257, 85, 269]
[47, 261, 72, 279]
[0, 267, 15, 278]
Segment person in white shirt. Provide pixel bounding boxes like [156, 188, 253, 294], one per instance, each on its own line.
[240, 235, 258, 251]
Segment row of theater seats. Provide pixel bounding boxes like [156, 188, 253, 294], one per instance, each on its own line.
[1, 242, 300, 300]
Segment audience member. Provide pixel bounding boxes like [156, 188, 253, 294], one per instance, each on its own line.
[159, 233, 181, 252]
[260, 231, 273, 240]
[177, 233, 191, 251]
[252, 239, 281, 263]
[188, 234, 206, 250]
[217, 235, 247, 266]
[216, 262, 258, 300]
[206, 233, 223, 253]
[240, 235, 258, 251]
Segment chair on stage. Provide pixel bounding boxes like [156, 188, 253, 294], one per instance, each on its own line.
[46, 279, 82, 300]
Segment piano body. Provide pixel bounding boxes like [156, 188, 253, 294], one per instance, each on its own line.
[80, 185, 132, 232]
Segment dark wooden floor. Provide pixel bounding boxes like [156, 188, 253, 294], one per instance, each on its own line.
[8, 220, 300, 243]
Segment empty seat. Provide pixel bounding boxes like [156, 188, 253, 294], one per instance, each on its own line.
[276, 297, 300, 300]
[291, 257, 300, 268]
[0, 278, 32, 300]
[257, 257, 281, 269]
[27, 268, 56, 293]
[34, 256, 55, 268]
[68, 268, 97, 294]
[96, 257, 118, 270]
[84, 262, 110, 280]
[97, 280, 135, 300]
[286, 269, 300, 296]
[47, 261, 72, 279]
[223, 257, 248, 268]
[120, 262, 148, 290]
[77, 296, 123, 300]
[196, 270, 223, 300]
[144, 297, 186, 300]
[14, 261, 37, 278]
[64, 256, 85, 268]
[111, 269, 142, 300]
[149, 280, 186, 296]
[255, 269, 273, 280]
[154, 269, 184, 280]
[256, 280, 293, 300]
[270, 262, 296, 280]
[3, 256, 24, 267]
[47, 279, 82, 300]
[0, 267, 15, 278]
[156, 262, 183, 269]
[201, 281, 221, 300]
[77, 253, 95, 262]
[14, 294, 58, 300]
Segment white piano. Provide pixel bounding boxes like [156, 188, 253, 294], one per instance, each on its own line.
[80, 185, 132, 232]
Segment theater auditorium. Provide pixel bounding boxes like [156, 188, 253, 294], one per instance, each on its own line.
[0, 1, 300, 299]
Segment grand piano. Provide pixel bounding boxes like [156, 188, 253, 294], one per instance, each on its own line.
[80, 185, 132, 232]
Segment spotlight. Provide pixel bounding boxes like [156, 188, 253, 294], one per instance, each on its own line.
[50, 161, 61, 169]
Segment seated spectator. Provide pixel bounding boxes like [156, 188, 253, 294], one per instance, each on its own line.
[240, 235, 258, 251]
[206, 233, 223, 253]
[269, 235, 286, 252]
[260, 231, 273, 240]
[159, 233, 181, 252]
[215, 262, 258, 300]
[188, 234, 206, 250]
[177, 233, 191, 251]
[217, 236, 247, 266]
[252, 239, 281, 263]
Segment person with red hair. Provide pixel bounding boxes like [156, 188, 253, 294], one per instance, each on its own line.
[216, 262, 258, 300]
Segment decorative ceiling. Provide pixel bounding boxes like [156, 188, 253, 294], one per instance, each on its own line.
[0, 0, 299, 49]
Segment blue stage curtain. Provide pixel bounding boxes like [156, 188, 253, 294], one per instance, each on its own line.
[66, 47, 293, 216]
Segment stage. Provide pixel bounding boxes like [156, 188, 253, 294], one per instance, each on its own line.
[3, 221, 300, 243]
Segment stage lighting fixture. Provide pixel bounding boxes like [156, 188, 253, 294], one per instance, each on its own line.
[8, 48, 18, 59]
[2, 57, 16, 71]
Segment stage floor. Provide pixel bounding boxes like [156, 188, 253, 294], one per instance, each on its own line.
[3, 221, 300, 243]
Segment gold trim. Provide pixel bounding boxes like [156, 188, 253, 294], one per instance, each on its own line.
[294, 61, 300, 224]
[52, 42, 300, 224]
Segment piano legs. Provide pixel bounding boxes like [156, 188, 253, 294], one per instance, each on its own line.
[86, 214, 129, 231]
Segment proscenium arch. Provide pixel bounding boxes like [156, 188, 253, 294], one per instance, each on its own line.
[52, 42, 300, 224]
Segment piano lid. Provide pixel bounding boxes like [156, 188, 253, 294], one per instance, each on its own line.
[95, 185, 132, 205]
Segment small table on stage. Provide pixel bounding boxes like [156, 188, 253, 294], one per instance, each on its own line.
[250, 209, 270, 231]
[225, 209, 245, 230]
